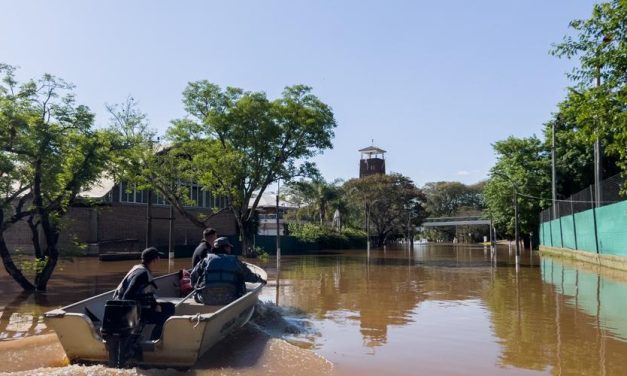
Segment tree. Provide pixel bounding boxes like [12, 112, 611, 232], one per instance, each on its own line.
[0, 64, 117, 291]
[423, 181, 485, 217]
[344, 173, 426, 247]
[106, 98, 229, 236]
[167, 82, 336, 255]
[285, 178, 342, 225]
[422, 181, 485, 241]
[551, 1, 627, 181]
[484, 136, 551, 239]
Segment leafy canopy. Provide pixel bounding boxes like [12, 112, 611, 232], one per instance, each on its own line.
[166, 82, 336, 251]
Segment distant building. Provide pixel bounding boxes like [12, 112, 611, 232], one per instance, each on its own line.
[359, 145, 386, 178]
[250, 191, 299, 236]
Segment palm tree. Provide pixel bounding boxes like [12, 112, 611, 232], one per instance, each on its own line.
[286, 178, 342, 225]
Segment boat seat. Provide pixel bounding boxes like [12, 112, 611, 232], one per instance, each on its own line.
[174, 299, 223, 315]
[156, 297, 188, 306]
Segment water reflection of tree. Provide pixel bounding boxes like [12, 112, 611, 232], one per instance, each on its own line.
[0, 292, 50, 340]
[277, 255, 493, 347]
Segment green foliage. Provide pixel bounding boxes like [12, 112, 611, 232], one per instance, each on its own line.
[421, 181, 486, 241]
[484, 136, 551, 238]
[289, 223, 366, 249]
[253, 245, 269, 261]
[551, 0, 627, 183]
[166, 82, 337, 253]
[285, 178, 343, 224]
[344, 173, 427, 246]
[18, 255, 48, 274]
[0, 64, 124, 291]
[422, 181, 485, 217]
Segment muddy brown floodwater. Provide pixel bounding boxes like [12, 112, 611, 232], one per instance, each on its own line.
[2, 245, 627, 375]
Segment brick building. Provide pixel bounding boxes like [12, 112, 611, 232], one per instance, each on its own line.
[4, 179, 236, 256]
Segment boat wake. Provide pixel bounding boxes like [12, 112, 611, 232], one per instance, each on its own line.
[250, 300, 320, 349]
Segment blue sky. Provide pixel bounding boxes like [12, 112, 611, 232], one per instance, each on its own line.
[0, 1, 597, 186]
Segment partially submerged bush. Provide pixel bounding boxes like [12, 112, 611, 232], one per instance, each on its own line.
[288, 223, 366, 249]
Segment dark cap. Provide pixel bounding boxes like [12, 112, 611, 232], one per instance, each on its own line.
[203, 228, 217, 237]
[213, 237, 233, 248]
[141, 247, 164, 263]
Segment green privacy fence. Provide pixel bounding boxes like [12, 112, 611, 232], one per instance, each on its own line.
[540, 197, 627, 257]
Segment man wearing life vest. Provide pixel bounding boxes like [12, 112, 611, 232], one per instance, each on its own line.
[190, 237, 265, 304]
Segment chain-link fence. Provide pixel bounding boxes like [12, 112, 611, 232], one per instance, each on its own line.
[539, 173, 626, 224]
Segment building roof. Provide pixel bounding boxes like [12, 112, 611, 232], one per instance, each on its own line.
[80, 176, 116, 198]
[249, 191, 300, 210]
[358, 145, 386, 154]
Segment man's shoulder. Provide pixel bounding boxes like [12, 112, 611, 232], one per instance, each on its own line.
[194, 240, 208, 251]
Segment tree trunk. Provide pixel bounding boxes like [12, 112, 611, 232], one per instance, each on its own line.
[239, 219, 255, 257]
[0, 213, 36, 291]
[27, 215, 42, 259]
[34, 213, 60, 291]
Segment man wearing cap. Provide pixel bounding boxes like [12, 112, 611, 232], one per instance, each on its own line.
[190, 237, 265, 304]
[113, 247, 175, 340]
[191, 228, 217, 268]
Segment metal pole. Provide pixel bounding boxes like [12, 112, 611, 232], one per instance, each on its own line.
[168, 203, 174, 260]
[366, 203, 370, 253]
[276, 180, 281, 261]
[552, 121, 557, 219]
[594, 70, 603, 209]
[514, 189, 520, 268]
[146, 190, 152, 248]
[591, 185, 600, 254]
[571, 198, 578, 250]
[407, 211, 411, 250]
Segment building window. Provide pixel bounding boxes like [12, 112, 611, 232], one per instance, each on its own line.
[117, 181, 226, 209]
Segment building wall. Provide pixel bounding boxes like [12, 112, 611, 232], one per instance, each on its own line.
[3, 203, 237, 255]
[359, 158, 385, 178]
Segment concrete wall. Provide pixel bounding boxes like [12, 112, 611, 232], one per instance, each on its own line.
[540, 199, 627, 270]
[540, 200, 627, 257]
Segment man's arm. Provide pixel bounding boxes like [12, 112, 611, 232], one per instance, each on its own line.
[190, 259, 205, 287]
[239, 261, 265, 283]
[122, 270, 154, 305]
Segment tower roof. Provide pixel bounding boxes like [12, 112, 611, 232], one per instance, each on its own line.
[358, 145, 386, 154]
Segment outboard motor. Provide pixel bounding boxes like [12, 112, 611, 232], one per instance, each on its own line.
[100, 300, 143, 368]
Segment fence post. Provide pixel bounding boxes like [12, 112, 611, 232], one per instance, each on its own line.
[571, 198, 578, 250]
[558, 203, 564, 248]
[590, 185, 600, 254]
[549, 211, 554, 247]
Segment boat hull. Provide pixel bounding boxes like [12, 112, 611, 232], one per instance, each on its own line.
[45, 263, 266, 368]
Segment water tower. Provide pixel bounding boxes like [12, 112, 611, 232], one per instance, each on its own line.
[359, 145, 386, 178]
